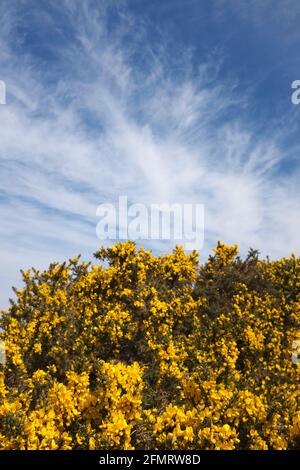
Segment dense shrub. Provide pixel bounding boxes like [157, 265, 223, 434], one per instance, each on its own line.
[0, 241, 299, 449]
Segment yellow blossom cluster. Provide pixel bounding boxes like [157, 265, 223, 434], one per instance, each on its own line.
[0, 241, 299, 449]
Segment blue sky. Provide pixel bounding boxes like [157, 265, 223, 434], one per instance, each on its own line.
[0, 0, 300, 307]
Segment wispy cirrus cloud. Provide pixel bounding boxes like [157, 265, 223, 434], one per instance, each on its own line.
[0, 0, 299, 306]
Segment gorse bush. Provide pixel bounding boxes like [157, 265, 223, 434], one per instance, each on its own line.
[0, 241, 299, 450]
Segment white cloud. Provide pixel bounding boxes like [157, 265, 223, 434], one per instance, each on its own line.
[0, 0, 299, 307]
